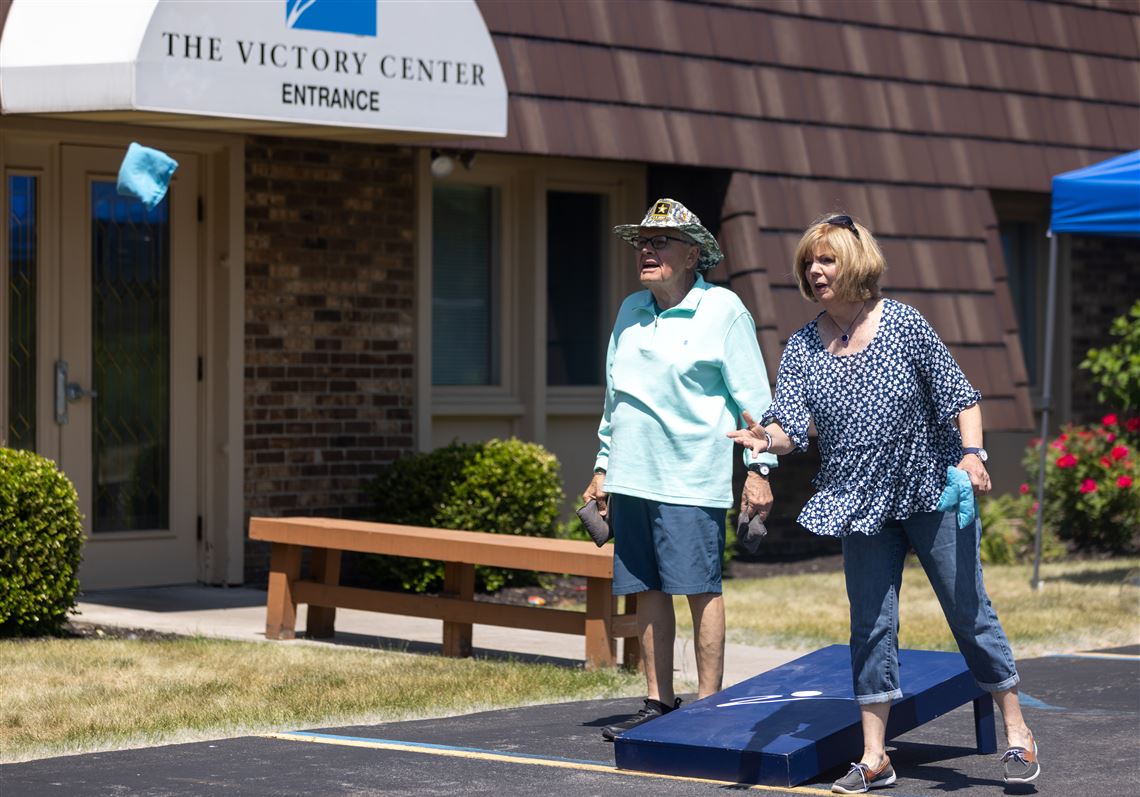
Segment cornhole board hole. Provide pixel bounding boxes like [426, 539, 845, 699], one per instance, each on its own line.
[614, 644, 995, 787]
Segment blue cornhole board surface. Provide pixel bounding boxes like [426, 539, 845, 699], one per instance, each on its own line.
[614, 644, 995, 787]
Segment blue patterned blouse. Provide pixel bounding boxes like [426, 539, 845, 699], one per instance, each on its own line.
[762, 299, 980, 537]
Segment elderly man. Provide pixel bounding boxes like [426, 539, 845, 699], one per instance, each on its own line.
[583, 198, 777, 740]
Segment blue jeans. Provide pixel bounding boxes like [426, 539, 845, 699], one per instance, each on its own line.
[842, 509, 1020, 705]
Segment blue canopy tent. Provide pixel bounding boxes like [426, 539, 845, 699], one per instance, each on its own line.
[1032, 150, 1140, 586]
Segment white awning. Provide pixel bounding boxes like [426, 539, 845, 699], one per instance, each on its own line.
[0, 0, 507, 139]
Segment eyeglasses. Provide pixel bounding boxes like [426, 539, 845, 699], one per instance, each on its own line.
[636, 234, 695, 251]
[825, 215, 860, 240]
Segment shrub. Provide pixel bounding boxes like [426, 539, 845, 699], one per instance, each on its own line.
[977, 491, 1064, 565]
[1021, 416, 1140, 552]
[367, 439, 564, 593]
[0, 448, 84, 637]
[1080, 300, 1140, 412]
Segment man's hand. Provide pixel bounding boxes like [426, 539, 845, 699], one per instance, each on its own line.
[740, 471, 773, 522]
[583, 471, 608, 516]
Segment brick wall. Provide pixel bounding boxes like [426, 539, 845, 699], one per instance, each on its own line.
[243, 137, 416, 583]
[1069, 236, 1140, 423]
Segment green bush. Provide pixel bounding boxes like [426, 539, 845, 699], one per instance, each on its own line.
[1021, 417, 1140, 552]
[0, 448, 84, 637]
[977, 491, 1064, 565]
[367, 439, 564, 593]
[1080, 300, 1140, 412]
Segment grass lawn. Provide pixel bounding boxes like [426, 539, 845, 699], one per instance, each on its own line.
[680, 557, 1140, 657]
[0, 637, 642, 763]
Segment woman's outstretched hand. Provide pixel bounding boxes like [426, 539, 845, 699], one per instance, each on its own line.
[727, 410, 771, 456]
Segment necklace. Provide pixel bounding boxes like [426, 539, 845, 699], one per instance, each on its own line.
[828, 300, 867, 344]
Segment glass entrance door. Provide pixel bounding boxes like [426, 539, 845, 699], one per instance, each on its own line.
[60, 146, 199, 589]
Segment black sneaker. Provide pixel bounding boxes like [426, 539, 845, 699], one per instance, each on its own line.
[1001, 734, 1040, 784]
[601, 697, 681, 741]
[831, 758, 897, 794]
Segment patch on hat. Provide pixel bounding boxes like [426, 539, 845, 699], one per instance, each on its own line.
[612, 197, 725, 272]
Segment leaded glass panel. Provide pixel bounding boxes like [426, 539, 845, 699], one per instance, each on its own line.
[7, 175, 37, 450]
[90, 182, 171, 532]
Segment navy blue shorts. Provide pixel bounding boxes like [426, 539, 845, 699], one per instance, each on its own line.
[609, 493, 726, 596]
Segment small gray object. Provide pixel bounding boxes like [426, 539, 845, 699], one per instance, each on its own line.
[576, 499, 613, 547]
[736, 513, 768, 555]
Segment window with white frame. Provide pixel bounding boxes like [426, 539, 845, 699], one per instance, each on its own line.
[431, 183, 501, 386]
[546, 190, 607, 386]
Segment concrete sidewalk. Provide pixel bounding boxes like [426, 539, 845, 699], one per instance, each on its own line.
[74, 585, 806, 687]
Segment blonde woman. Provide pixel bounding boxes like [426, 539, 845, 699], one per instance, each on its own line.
[727, 214, 1038, 793]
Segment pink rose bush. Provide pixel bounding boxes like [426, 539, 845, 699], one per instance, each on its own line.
[1021, 416, 1140, 551]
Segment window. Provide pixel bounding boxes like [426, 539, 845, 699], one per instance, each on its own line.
[7, 175, 37, 450]
[1000, 221, 1041, 386]
[431, 183, 500, 386]
[546, 190, 607, 386]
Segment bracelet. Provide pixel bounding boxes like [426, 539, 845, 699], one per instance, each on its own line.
[751, 424, 773, 451]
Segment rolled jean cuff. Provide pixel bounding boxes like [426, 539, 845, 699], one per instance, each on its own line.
[976, 673, 1020, 694]
[854, 688, 902, 706]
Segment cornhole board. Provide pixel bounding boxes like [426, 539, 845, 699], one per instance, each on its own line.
[614, 644, 995, 787]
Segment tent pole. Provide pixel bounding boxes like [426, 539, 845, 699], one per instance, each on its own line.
[1031, 232, 1060, 590]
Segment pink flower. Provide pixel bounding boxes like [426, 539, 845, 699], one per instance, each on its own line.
[1057, 454, 1079, 468]
[1127, 418, 1140, 433]
[1050, 439, 1067, 451]
[1112, 445, 1129, 461]
[1059, 432, 1070, 441]
[1103, 414, 1118, 426]
[1101, 456, 1113, 468]
[1118, 476, 1133, 488]
[1079, 479, 1098, 494]
[1019, 483, 1030, 494]
[1108, 433, 1117, 443]
[1029, 501, 1039, 517]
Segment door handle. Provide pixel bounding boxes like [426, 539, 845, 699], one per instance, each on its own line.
[66, 382, 99, 402]
[55, 360, 98, 425]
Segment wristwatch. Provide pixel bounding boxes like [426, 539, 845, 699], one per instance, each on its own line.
[747, 463, 771, 478]
[962, 447, 988, 463]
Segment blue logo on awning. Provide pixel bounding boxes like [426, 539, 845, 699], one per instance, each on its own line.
[286, 0, 377, 37]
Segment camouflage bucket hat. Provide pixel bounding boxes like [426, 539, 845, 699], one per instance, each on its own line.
[613, 198, 724, 272]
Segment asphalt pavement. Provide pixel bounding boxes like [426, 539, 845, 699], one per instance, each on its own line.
[4, 648, 1138, 796]
[2, 587, 1137, 796]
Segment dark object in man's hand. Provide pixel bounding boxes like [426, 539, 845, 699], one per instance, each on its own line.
[736, 513, 768, 555]
[576, 499, 613, 547]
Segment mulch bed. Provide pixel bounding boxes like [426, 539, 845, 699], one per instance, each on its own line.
[477, 554, 846, 609]
[59, 622, 186, 642]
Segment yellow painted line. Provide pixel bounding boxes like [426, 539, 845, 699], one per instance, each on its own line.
[264, 731, 857, 795]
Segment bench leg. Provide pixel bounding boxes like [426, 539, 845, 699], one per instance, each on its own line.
[265, 542, 302, 640]
[621, 593, 641, 671]
[585, 577, 617, 669]
[973, 694, 997, 754]
[442, 562, 475, 658]
[306, 548, 342, 639]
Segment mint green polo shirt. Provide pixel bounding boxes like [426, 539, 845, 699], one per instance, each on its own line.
[594, 274, 777, 508]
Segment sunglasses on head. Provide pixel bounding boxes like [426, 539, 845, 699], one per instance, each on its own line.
[826, 215, 860, 240]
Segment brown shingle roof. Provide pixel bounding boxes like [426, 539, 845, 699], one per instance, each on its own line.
[463, 0, 1140, 430]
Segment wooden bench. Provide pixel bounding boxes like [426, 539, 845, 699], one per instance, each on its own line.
[248, 516, 640, 669]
